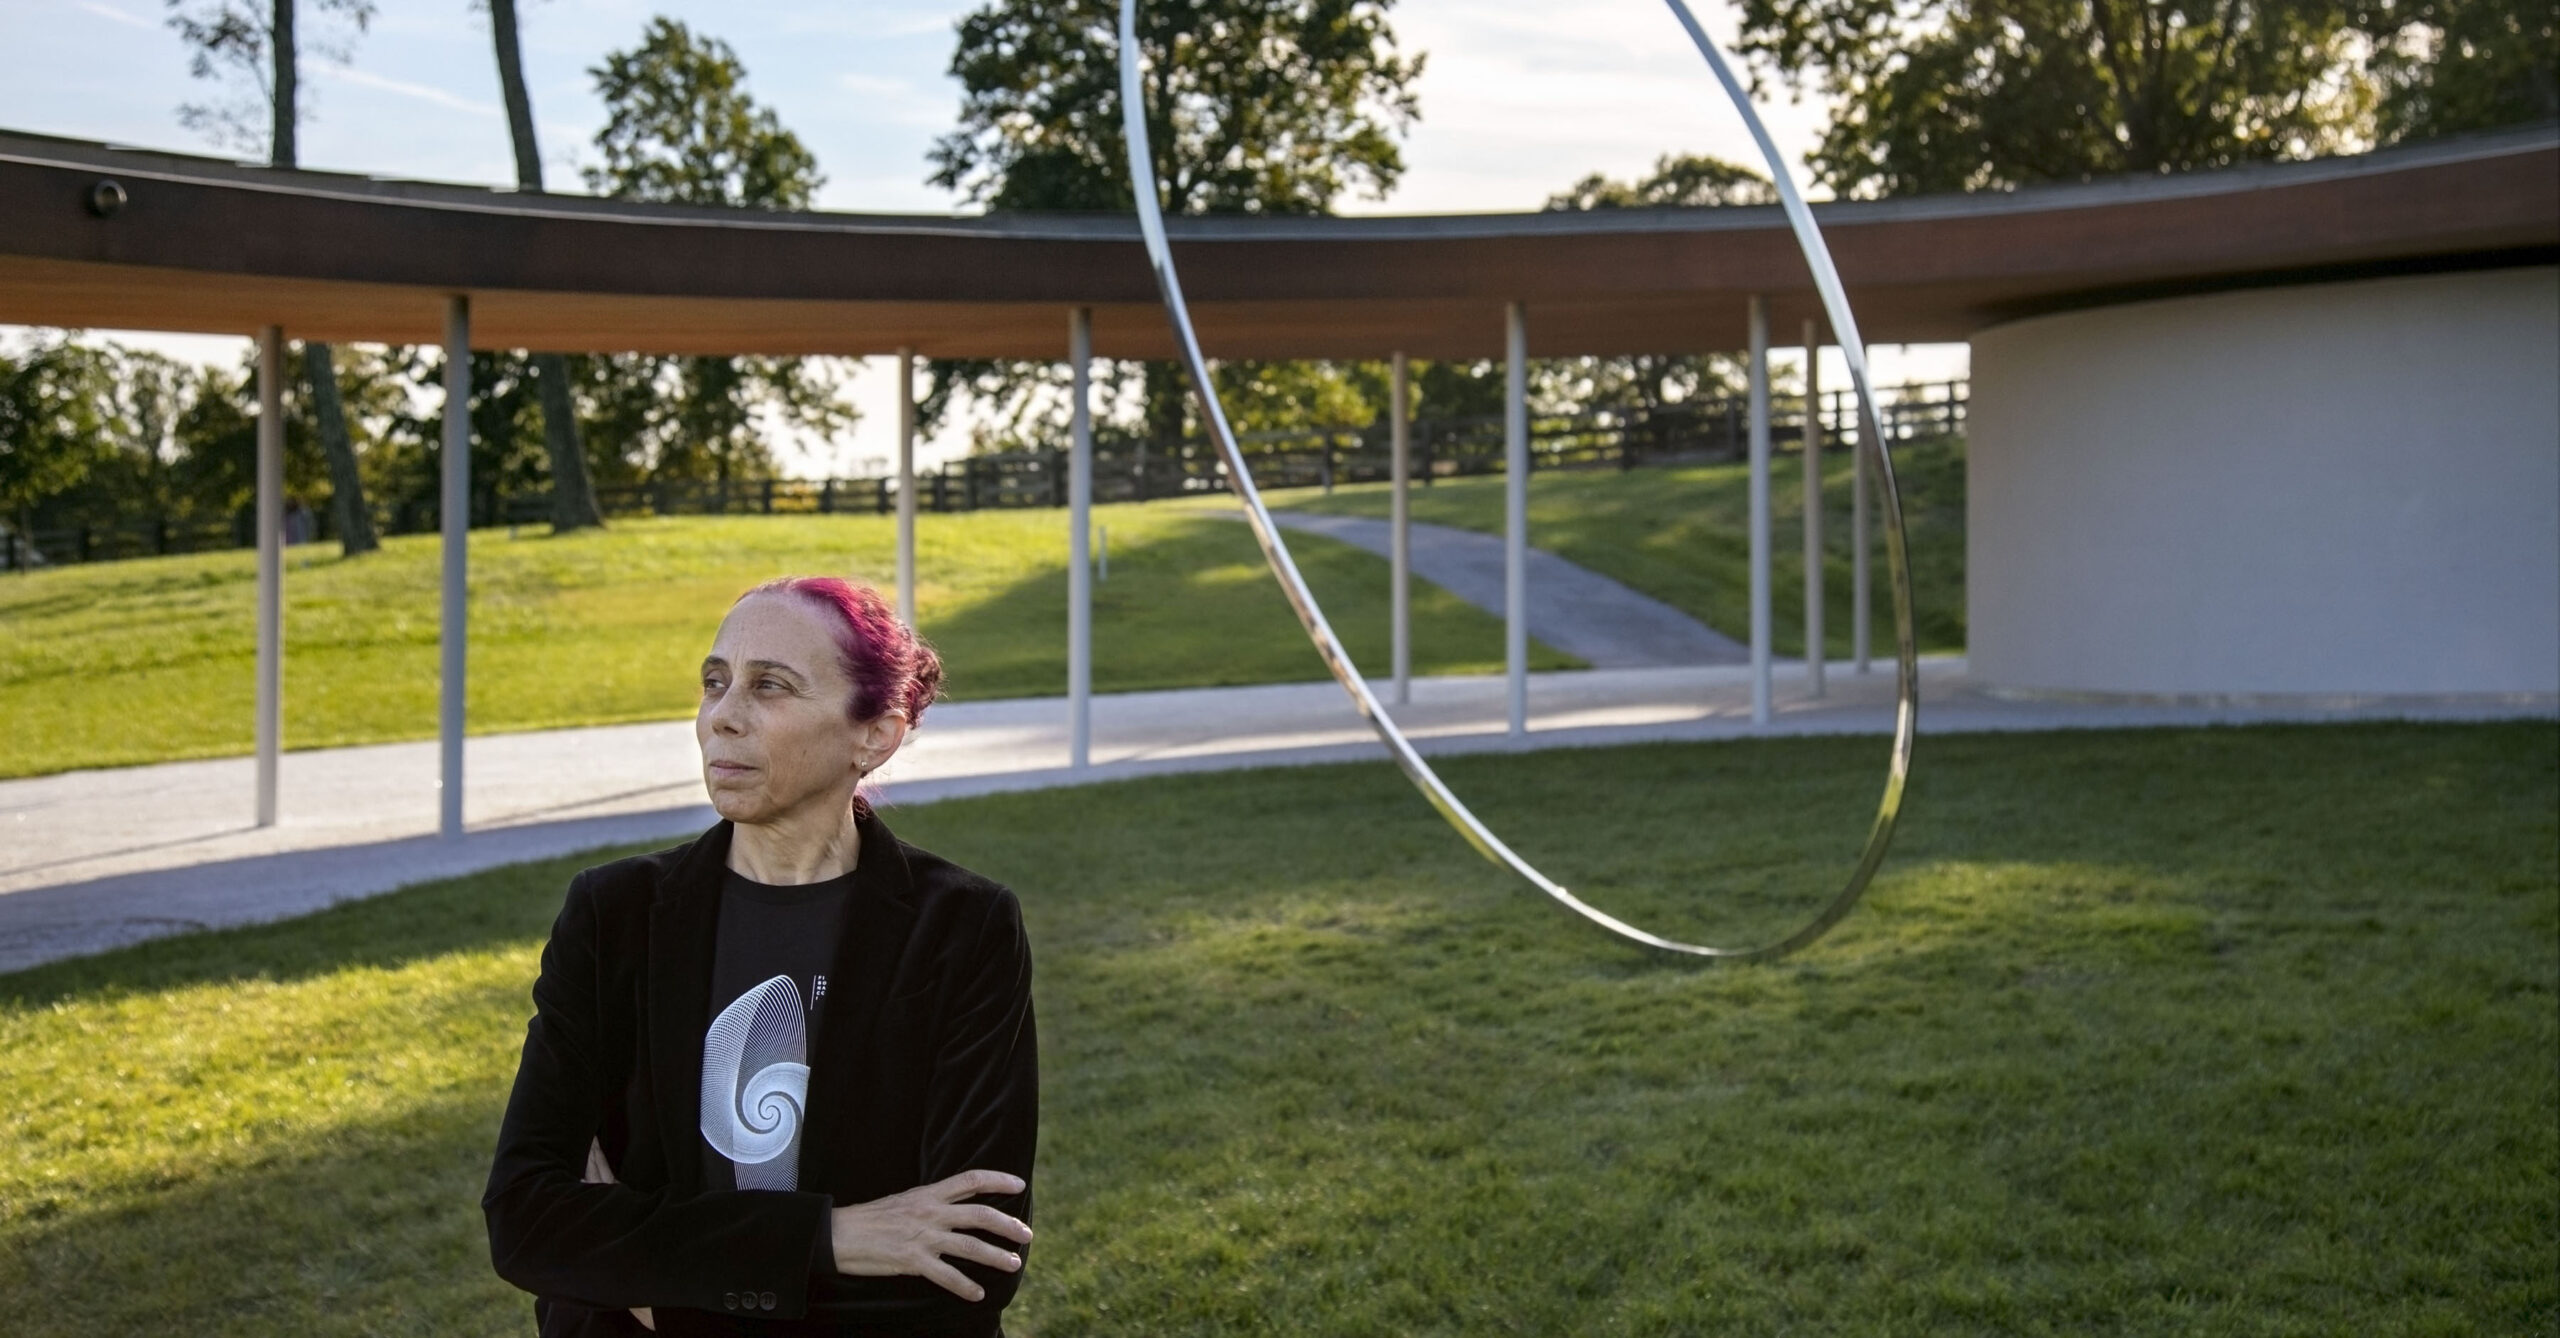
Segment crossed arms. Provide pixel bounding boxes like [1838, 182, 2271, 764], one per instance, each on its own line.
[482, 871, 1039, 1335]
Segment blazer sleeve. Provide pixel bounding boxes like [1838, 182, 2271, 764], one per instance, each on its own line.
[803, 882, 1040, 1331]
[482, 869, 837, 1322]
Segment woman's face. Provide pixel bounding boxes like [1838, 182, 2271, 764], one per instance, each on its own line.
[696, 592, 901, 826]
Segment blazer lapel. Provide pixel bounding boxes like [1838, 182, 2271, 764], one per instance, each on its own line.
[646, 817, 734, 1197]
[797, 805, 920, 1193]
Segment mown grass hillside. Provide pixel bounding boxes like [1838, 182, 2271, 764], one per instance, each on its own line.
[0, 503, 1577, 779]
[3, 721, 2549, 1334]
[1266, 436, 1968, 660]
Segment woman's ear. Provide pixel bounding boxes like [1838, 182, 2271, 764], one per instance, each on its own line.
[860, 712, 910, 771]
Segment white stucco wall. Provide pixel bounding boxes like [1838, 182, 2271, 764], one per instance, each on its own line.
[1968, 266, 2560, 697]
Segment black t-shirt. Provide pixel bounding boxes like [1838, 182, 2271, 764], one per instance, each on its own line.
[697, 861, 856, 1196]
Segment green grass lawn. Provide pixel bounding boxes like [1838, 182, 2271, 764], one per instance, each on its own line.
[1264, 436, 1969, 660]
[3, 721, 2550, 1335]
[0, 503, 1578, 780]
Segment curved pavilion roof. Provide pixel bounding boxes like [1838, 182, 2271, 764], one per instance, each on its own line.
[0, 124, 2551, 361]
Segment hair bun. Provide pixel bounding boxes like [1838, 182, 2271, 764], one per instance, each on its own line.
[735, 575, 943, 730]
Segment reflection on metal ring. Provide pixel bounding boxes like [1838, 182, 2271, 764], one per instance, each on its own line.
[1113, 0, 1919, 960]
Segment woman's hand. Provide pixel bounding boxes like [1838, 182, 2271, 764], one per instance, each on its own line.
[829, 1169, 1032, 1302]
[584, 1136, 656, 1332]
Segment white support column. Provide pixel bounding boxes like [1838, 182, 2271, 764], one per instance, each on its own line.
[1748, 295, 1772, 726]
[254, 326, 284, 828]
[439, 296, 471, 840]
[1067, 309, 1093, 771]
[1504, 303, 1528, 739]
[1852, 366, 1872, 674]
[1802, 319, 1825, 699]
[896, 348, 918, 626]
[1389, 350, 1411, 706]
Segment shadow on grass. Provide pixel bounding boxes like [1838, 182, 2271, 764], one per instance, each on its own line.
[8, 721, 2552, 1008]
[916, 720, 2560, 982]
[1282, 437, 1972, 659]
[924, 510, 1576, 702]
[0, 832, 670, 1010]
[1, 721, 2552, 1334]
[0, 1090, 531, 1338]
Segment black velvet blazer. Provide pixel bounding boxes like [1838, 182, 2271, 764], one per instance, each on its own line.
[482, 806, 1038, 1337]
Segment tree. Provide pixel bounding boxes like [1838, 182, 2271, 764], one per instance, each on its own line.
[0, 340, 118, 543]
[164, 0, 371, 158]
[1539, 154, 1765, 416]
[588, 20, 822, 209]
[161, 348, 344, 540]
[2, 341, 368, 554]
[1546, 151, 1777, 210]
[925, 0, 1424, 487]
[577, 19, 851, 488]
[1735, 0, 2377, 196]
[165, 0, 383, 554]
[76, 347, 207, 525]
[2362, 0, 2559, 140]
[931, 0, 1422, 215]
[485, 0, 607, 532]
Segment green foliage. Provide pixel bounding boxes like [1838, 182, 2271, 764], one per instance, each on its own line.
[924, 0, 1425, 456]
[929, 0, 1423, 215]
[585, 17, 821, 209]
[1209, 359, 1385, 435]
[575, 17, 851, 484]
[1544, 151, 1777, 210]
[1, 723, 2551, 1333]
[1737, 0, 2377, 194]
[1738, 0, 2556, 195]
[2364, 0, 2560, 139]
[0, 338, 119, 517]
[64, 347, 200, 521]
[1515, 154, 1775, 421]
[162, 0, 377, 158]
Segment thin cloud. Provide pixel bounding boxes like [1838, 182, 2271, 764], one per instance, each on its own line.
[311, 65, 500, 118]
[71, 0, 155, 30]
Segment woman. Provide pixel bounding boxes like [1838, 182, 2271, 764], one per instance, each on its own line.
[484, 576, 1038, 1337]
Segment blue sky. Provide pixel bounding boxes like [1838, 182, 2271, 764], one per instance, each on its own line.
[1, 0, 1962, 473]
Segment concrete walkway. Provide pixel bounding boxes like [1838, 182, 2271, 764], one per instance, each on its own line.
[4, 657, 2549, 975]
[1227, 507, 1748, 667]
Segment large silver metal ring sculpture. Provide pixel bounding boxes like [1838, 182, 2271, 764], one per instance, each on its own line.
[1115, 0, 1918, 960]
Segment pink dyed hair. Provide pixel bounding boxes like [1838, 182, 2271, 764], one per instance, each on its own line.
[734, 575, 945, 816]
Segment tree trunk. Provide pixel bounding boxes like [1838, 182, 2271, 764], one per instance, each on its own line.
[489, 0, 544, 190]
[489, 0, 604, 532]
[265, 7, 379, 558]
[1143, 360, 1191, 501]
[270, 0, 296, 168]
[300, 341, 378, 556]
[535, 353, 604, 530]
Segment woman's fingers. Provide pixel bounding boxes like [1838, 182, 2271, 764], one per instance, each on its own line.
[831, 1177, 1030, 1291]
[946, 1203, 1034, 1244]
[933, 1230, 1024, 1273]
[928, 1168, 1025, 1201]
[917, 1257, 987, 1303]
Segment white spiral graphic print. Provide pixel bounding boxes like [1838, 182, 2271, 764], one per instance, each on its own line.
[699, 973, 810, 1191]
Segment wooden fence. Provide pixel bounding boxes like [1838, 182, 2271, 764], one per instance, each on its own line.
[5, 380, 1964, 571]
